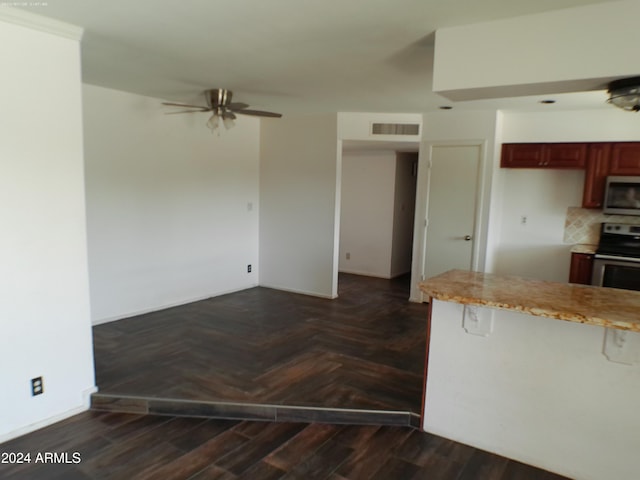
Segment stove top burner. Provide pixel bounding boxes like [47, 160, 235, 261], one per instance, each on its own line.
[596, 223, 640, 259]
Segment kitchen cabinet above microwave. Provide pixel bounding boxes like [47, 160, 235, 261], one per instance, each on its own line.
[501, 142, 640, 208]
[583, 143, 640, 207]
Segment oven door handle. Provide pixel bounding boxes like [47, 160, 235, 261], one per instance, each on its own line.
[594, 254, 640, 264]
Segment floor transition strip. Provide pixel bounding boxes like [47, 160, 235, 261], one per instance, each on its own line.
[91, 393, 422, 429]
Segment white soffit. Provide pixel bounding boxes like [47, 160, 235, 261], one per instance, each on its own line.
[0, 7, 82, 40]
[12, 0, 620, 113]
[433, 0, 640, 101]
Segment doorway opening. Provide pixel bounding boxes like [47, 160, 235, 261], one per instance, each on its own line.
[338, 140, 419, 299]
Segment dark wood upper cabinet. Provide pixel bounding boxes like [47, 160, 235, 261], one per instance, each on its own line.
[545, 143, 587, 168]
[501, 143, 546, 168]
[501, 142, 640, 208]
[582, 143, 611, 208]
[609, 143, 640, 174]
[501, 143, 586, 168]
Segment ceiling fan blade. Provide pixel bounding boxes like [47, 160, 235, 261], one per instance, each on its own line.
[235, 109, 282, 118]
[162, 102, 209, 110]
[164, 110, 210, 115]
[222, 111, 237, 120]
[227, 102, 250, 110]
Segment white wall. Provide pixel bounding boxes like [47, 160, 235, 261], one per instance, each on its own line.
[492, 169, 584, 281]
[490, 109, 640, 282]
[433, 0, 640, 100]
[83, 84, 260, 323]
[0, 11, 95, 442]
[501, 109, 640, 142]
[339, 151, 396, 278]
[424, 300, 640, 480]
[259, 114, 339, 298]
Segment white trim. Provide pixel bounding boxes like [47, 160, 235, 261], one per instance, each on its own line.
[409, 139, 489, 302]
[258, 283, 337, 300]
[338, 269, 393, 279]
[91, 284, 259, 325]
[0, 7, 83, 40]
[0, 386, 97, 443]
[338, 269, 410, 280]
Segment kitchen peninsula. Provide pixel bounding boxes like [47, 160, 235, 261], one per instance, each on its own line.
[419, 270, 640, 480]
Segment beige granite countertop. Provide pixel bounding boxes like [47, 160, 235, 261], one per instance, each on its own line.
[419, 269, 640, 332]
[570, 243, 597, 254]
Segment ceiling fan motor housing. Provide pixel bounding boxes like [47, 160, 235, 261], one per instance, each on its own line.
[206, 89, 232, 108]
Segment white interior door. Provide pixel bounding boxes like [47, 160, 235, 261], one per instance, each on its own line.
[423, 144, 481, 279]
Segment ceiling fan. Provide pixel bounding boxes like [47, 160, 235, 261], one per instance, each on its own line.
[162, 89, 282, 132]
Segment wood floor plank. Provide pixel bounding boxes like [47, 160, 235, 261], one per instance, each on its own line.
[263, 423, 341, 471]
[369, 457, 423, 480]
[132, 430, 249, 480]
[457, 449, 509, 480]
[279, 439, 354, 480]
[187, 465, 237, 480]
[169, 419, 240, 452]
[333, 426, 414, 479]
[233, 461, 287, 480]
[214, 422, 306, 476]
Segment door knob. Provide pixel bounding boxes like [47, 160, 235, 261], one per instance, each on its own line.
[464, 235, 472, 241]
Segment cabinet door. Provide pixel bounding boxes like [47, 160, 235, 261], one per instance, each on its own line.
[569, 252, 594, 285]
[501, 144, 545, 168]
[609, 143, 640, 174]
[501, 143, 586, 168]
[546, 143, 587, 168]
[582, 143, 611, 208]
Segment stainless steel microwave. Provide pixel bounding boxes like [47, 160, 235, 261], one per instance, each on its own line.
[603, 176, 640, 216]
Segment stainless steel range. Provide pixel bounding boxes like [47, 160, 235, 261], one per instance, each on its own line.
[591, 222, 640, 291]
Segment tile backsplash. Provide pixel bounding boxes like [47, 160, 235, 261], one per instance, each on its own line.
[564, 207, 640, 244]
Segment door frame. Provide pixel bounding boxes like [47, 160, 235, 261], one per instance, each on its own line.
[409, 140, 491, 302]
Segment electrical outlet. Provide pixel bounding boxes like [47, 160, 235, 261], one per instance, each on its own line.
[346, 252, 351, 260]
[31, 376, 44, 396]
[247, 264, 252, 273]
[463, 306, 494, 336]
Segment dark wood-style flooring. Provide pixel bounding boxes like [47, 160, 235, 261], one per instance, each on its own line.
[92, 274, 428, 414]
[0, 411, 570, 480]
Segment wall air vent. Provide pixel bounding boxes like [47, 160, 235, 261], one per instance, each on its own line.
[371, 123, 420, 136]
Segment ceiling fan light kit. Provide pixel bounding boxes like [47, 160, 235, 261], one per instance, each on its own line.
[607, 77, 640, 112]
[162, 88, 282, 133]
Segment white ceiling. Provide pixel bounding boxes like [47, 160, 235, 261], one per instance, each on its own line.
[19, 0, 619, 114]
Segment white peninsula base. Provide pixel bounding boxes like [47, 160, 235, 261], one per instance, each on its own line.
[423, 299, 640, 480]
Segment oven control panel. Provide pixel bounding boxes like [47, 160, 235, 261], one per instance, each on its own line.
[602, 223, 640, 236]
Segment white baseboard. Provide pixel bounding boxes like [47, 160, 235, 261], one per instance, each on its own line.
[338, 269, 392, 279]
[91, 284, 259, 325]
[0, 386, 97, 443]
[258, 283, 337, 299]
[338, 269, 411, 280]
